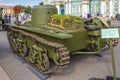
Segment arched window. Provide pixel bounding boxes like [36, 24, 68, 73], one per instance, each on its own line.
[113, 0, 119, 13]
[90, 0, 100, 16]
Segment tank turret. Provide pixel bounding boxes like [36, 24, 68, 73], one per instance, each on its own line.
[32, 5, 57, 26]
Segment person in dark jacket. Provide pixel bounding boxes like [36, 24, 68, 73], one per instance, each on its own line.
[87, 13, 92, 18]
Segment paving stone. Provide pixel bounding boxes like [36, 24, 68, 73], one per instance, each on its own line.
[0, 66, 11, 80]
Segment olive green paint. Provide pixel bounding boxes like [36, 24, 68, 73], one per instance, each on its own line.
[8, 5, 116, 68]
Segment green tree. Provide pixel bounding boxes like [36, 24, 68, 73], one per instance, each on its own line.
[24, 6, 32, 13]
[39, 2, 44, 5]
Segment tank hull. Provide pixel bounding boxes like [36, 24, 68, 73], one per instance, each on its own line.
[10, 25, 106, 53]
[7, 24, 110, 73]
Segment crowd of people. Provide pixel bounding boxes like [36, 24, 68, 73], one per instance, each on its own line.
[0, 12, 31, 30]
[86, 13, 104, 18]
[86, 12, 120, 21]
[1, 12, 120, 27]
[2, 14, 11, 24]
[2, 12, 31, 25]
[17, 12, 31, 24]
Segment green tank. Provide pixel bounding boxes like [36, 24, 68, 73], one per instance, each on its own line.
[7, 5, 118, 73]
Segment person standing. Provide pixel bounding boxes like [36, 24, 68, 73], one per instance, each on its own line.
[10, 14, 16, 25]
[18, 14, 22, 24]
[4, 14, 8, 23]
[8, 14, 11, 23]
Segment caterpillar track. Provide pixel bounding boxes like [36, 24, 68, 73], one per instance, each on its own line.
[8, 27, 70, 73]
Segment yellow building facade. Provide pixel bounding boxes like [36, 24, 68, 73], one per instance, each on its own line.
[0, 5, 14, 16]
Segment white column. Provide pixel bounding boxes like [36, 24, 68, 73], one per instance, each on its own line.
[87, 3, 89, 14]
[82, 1, 89, 18]
[119, 0, 120, 14]
[65, 3, 69, 15]
[82, 4, 85, 18]
[82, 4, 89, 18]
[64, 4, 67, 15]
[56, 5, 60, 14]
[100, 0, 105, 15]
[109, 0, 113, 17]
[68, 2, 72, 15]
[69, 0, 72, 15]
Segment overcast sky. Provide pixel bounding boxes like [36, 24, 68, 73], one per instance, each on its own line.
[0, 0, 43, 7]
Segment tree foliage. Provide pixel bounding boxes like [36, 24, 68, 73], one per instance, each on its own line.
[14, 5, 32, 13]
[39, 2, 44, 5]
[24, 6, 31, 13]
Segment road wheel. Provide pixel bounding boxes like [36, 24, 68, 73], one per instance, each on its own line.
[36, 53, 49, 71]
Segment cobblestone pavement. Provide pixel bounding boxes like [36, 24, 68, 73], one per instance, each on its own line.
[48, 50, 120, 80]
[0, 31, 41, 80]
[0, 66, 11, 80]
[0, 31, 120, 80]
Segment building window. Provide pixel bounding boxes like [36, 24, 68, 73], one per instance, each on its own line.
[91, 4, 98, 15]
[113, 0, 119, 13]
[105, 0, 110, 14]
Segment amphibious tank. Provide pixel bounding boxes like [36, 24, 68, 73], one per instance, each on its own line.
[7, 5, 118, 73]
